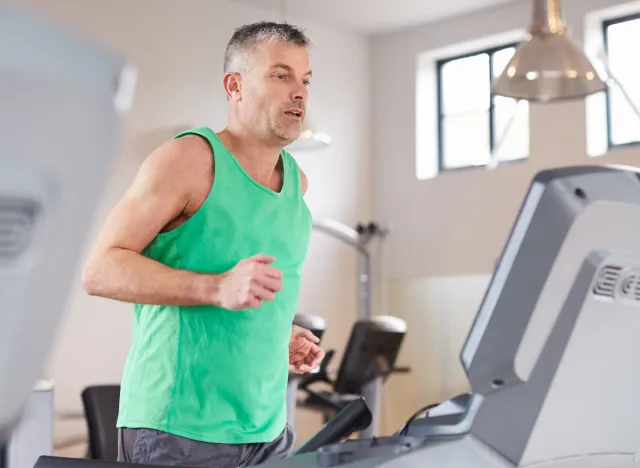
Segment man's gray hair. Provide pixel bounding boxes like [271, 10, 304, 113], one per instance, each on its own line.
[223, 21, 312, 75]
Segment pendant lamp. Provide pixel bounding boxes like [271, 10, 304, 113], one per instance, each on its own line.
[492, 0, 607, 102]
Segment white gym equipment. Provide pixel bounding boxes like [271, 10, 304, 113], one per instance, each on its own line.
[0, 3, 134, 467]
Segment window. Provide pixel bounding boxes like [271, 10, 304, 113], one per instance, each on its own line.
[603, 13, 640, 149]
[436, 44, 529, 171]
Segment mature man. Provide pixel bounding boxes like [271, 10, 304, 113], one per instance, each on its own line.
[82, 21, 324, 467]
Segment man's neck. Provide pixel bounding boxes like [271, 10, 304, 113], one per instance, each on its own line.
[217, 127, 284, 185]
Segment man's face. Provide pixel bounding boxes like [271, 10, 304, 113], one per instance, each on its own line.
[233, 40, 311, 145]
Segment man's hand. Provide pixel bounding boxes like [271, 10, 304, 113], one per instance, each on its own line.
[217, 254, 283, 310]
[289, 325, 325, 374]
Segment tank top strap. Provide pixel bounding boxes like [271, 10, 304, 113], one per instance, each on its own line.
[174, 125, 218, 146]
[173, 126, 232, 177]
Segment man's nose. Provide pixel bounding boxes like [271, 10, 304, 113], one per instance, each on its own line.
[292, 82, 308, 102]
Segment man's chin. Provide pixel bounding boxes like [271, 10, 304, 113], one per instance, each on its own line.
[278, 134, 301, 147]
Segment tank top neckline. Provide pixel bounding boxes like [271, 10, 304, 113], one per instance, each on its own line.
[207, 128, 288, 198]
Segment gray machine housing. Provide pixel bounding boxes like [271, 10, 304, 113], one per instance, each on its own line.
[262, 164, 640, 468]
[0, 1, 133, 451]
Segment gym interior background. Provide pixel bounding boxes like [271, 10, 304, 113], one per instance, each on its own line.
[10, 0, 640, 457]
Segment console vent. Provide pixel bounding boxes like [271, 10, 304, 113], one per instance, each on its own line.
[0, 199, 37, 264]
[620, 273, 640, 302]
[592, 265, 622, 298]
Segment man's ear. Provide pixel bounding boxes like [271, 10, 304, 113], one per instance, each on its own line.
[223, 72, 243, 102]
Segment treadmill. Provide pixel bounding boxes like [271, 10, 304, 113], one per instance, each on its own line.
[5, 4, 640, 468]
[255, 164, 640, 467]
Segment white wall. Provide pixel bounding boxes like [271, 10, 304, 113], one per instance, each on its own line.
[9, 0, 371, 445]
[11, 0, 640, 446]
[371, 0, 640, 432]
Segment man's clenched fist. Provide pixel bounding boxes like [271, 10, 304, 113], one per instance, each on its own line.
[217, 254, 283, 310]
[289, 325, 324, 374]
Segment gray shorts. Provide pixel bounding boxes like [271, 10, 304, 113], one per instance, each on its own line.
[117, 424, 296, 468]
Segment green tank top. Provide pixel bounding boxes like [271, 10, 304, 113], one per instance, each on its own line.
[116, 126, 313, 444]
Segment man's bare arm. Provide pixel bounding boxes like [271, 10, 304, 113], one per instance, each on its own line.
[81, 136, 222, 306]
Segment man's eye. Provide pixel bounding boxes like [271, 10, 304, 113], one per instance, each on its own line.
[276, 74, 286, 79]
[303, 80, 311, 86]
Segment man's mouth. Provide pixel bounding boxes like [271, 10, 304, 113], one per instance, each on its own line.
[284, 109, 304, 119]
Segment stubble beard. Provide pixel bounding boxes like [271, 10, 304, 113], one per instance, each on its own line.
[272, 114, 302, 146]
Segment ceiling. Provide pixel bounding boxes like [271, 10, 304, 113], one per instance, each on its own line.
[233, 0, 521, 35]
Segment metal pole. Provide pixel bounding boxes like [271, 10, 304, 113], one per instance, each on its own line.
[357, 251, 372, 321]
[311, 218, 363, 250]
[357, 247, 379, 438]
[360, 379, 383, 438]
[286, 376, 299, 426]
[310, 219, 389, 438]
[531, 0, 565, 35]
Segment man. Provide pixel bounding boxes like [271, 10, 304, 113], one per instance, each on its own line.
[82, 21, 324, 468]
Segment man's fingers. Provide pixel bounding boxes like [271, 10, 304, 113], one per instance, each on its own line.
[291, 355, 321, 374]
[307, 343, 324, 357]
[307, 346, 325, 367]
[246, 295, 262, 308]
[306, 354, 323, 368]
[289, 364, 308, 374]
[251, 254, 276, 264]
[256, 274, 282, 293]
[250, 282, 275, 302]
[290, 352, 315, 373]
[256, 263, 283, 281]
[300, 328, 319, 343]
[296, 363, 315, 373]
[310, 347, 325, 360]
[289, 358, 310, 373]
[289, 352, 307, 363]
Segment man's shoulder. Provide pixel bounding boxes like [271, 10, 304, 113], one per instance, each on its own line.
[151, 134, 213, 171]
[140, 134, 214, 201]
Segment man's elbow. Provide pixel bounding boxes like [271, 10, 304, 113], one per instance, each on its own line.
[81, 255, 104, 296]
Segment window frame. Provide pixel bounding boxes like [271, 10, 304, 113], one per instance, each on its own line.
[435, 41, 524, 172]
[602, 11, 640, 151]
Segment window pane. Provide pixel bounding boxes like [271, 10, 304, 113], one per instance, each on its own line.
[610, 88, 640, 145]
[492, 47, 516, 77]
[607, 18, 640, 78]
[441, 111, 490, 169]
[440, 53, 490, 115]
[606, 18, 640, 145]
[493, 96, 529, 161]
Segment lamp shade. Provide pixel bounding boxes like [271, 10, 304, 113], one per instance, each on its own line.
[286, 120, 332, 151]
[492, 0, 607, 102]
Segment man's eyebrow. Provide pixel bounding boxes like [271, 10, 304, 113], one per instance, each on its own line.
[270, 63, 312, 77]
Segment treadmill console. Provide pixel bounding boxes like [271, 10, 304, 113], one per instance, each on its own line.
[293, 397, 428, 466]
[293, 398, 372, 455]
